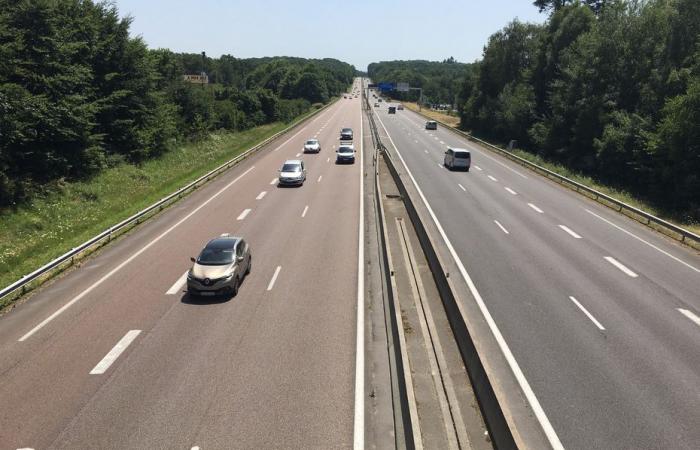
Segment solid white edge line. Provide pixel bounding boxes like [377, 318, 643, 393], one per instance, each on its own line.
[89, 329, 141, 375]
[301, 205, 309, 218]
[353, 85, 365, 450]
[505, 187, 517, 195]
[494, 220, 510, 235]
[373, 106, 564, 450]
[18, 166, 255, 342]
[166, 270, 189, 295]
[677, 308, 700, 327]
[604, 256, 638, 278]
[528, 203, 544, 214]
[584, 208, 699, 273]
[266, 266, 281, 291]
[237, 208, 252, 221]
[458, 183, 466, 192]
[569, 296, 605, 330]
[558, 225, 582, 239]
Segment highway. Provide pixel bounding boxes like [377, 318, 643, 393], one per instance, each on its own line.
[371, 100, 700, 449]
[0, 81, 364, 449]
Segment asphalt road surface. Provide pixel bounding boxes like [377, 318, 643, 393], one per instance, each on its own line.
[372, 101, 700, 450]
[0, 81, 364, 449]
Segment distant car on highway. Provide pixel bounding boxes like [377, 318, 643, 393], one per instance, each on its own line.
[444, 148, 471, 171]
[388, 106, 396, 114]
[336, 145, 356, 164]
[187, 234, 251, 297]
[303, 138, 321, 153]
[374, 102, 379, 107]
[425, 120, 438, 130]
[378, 98, 383, 103]
[340, 127, 354, 141]
[397, 104, 404, 110]
[278, 159, 307, 186]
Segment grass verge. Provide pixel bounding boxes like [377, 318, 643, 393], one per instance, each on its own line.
[0, 106, 321, 302]
[401, 102, 460, 128]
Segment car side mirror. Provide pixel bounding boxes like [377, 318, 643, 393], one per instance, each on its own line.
[190, 257, 196, 263]
[444, 151, 448, 154]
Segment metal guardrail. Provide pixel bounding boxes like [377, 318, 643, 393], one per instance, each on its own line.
[410, 110, 700, 250]
[365, 89, 520, 449]
[0, 101, 336, 305]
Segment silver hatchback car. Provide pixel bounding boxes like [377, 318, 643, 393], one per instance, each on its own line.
[187, 235, 251, 297]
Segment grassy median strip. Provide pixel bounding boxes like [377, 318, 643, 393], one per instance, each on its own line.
[0, 109, 319, 301]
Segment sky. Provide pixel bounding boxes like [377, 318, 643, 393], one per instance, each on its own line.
[115, 0, 546, 70]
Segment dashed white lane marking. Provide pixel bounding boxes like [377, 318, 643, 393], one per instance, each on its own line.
[494, 220, 509, 234]
[458, 183, 466, 192]
[90, 330, 141, 375]
[559, 225, 582, 239]
[18, 166, 256, 342]
[270, 177, 278, 185]
[317, 175, 323, 183]
[487, 175, 498, 182]
[302, 205, 309, 217]
[584, 208, 699, 273]
[16, 447, 34, 450]
[166, 271, 189, 295]
[437, 163, 443, 169]
[604, 256, 638, 278]
[569, 296, 605, 330]
[678, 308, 700, 327]
[415, 140, 419, 143]
[434, 136, 439, 140]
[237, 208, 251, 221]
[505, 187, 518, 195]
[191, 447, 200, 450]
[296, 152, 302, 157]
[256, 191, 267, 200]
[528, 203, 544, 213]
[440, 140, 445, 144]
[474, 165, 483, 171]
[267, 266, 281, 291]
[424, 150, 429, 154]
[327, 157, 331, 162]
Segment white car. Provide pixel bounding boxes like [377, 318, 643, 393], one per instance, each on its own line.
[278, 160, 307, 186]
[336, 145, 356, 164]
[304, 138, 321, 153]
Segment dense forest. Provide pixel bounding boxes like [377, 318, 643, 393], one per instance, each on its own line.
[0, 0, 354, 208]
[367, 59, 473, 105]
[460, 0, 699, 221]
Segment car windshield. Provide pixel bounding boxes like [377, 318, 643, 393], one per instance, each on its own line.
[342, 129, 352, 133]
[282, 163, 301, 172]
[306, 140, 317, 145]
[339, 147, 353, 153]
[197, 247, 234, 265]
[455, 152, 470, 159]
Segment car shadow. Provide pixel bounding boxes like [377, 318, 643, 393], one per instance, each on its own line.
[180, 292, 233, 305]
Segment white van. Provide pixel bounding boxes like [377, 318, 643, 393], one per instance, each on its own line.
[444, 148, 471, 171]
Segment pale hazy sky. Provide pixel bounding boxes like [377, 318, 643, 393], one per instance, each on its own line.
[115, 0, 546, 70]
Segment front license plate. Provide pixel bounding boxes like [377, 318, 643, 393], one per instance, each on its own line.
[200, 291, 215, 296]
